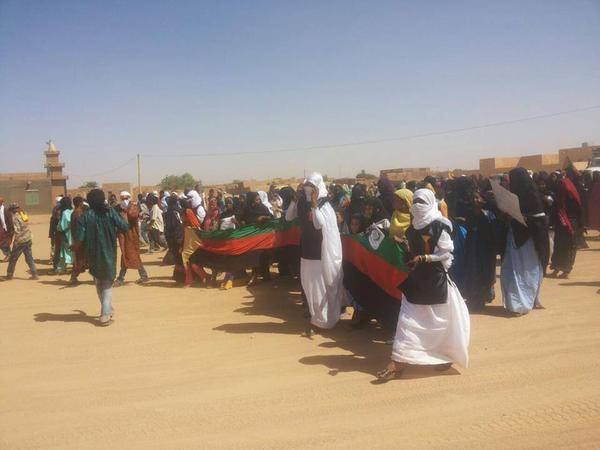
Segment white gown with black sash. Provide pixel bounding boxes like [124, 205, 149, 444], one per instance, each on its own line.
[392, 230, 470, 367]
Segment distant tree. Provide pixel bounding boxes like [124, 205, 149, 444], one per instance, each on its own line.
[356, 169, 377, 180]
[232, 179, 243, 184]
[79, 181, 98, 189]
[159, 173, 198, 191]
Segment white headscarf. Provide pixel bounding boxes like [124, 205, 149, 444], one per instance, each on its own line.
[257, 191, 273, 214]
[305, 172, 328, 199]
[161, 191, 170, 209]
[187, 190, 206, 220]
[187, 190, 203, 209]
[119, 191, 131, 199]
[410, 188, 452, 231]
[0, 203, 6, 231]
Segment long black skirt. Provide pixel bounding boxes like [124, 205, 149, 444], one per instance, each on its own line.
[551, 220, 578, 273]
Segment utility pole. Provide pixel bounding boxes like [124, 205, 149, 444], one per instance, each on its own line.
[137, 153, 141, 195]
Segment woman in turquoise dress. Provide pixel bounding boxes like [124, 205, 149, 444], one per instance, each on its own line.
[56, 196, 73, 273]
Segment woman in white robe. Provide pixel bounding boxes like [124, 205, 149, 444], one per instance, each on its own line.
[286, 172, 345, 332]
[378, 189, 470, 380]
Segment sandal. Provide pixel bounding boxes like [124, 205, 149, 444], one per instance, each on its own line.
[376, 367, 404, 381]
[376, 362, 404, 381]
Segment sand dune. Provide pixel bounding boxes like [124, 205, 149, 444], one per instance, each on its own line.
[1, 216, 599, 448]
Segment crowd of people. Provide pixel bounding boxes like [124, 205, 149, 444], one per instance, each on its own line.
[0, 164, 598, 380]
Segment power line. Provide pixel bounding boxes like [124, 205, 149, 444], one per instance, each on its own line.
[69, 156, 137, 179]
[67, 104, 600, 179]
[141, 104, 600, 158]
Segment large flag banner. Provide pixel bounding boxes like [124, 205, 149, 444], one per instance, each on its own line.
[185, 219, 300, 271]
[342, 232, 409, 331]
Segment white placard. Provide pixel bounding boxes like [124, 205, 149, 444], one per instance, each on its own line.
[490, 180, 527, 226]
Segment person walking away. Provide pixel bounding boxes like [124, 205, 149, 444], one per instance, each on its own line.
[500, 168, 549, 315]
[55, 196, 73, 274]
[5, 203, 38, 280]
[286, 172, 345, 334]
[377, 189, 470, 381]
[75, 189, 129, 326]
[69, 196, 88, 285]
[0, 197, 14, 261]
[114, 191, 148, 286]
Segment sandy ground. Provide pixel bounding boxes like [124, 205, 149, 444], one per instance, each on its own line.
[1, 215, 599, 449]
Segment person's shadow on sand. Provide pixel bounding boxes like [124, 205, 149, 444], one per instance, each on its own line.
[34, 310, 100, 326]
[38, 279, 94, 289]
[213, 276, 462, 380]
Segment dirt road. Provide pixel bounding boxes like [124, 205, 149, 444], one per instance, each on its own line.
[1, 216, 599, 448]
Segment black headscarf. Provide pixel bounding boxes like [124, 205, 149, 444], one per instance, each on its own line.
[243, 192, 272, 224]
[278, 186, 295, 211]
[146, 193, 158, 207]
[221, 197, 236, 219]
[509, 168, 544, 217]
[164, 195, 184, 245]
[508, 168, 549, 268]
[73, 196, 84, 209]
[377, 177, 395, 216]
[87, 189, 109, 213]
[345, 183, 367, 225]
[364, 196, 389, 225]
[166, 195, 182, 212]
[452, 177, 477, 221]
[59, 196, 73, 211]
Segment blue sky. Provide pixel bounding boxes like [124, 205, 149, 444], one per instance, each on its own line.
[1, 0, 599, 186]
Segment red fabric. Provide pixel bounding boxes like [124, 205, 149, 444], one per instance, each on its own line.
[556, 178, 581, 235]
[198, 227, 300, 255]
[184, 209, 201, 229]
[341, 236, 407, 300]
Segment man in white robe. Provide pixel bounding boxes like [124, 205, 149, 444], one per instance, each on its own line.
[286, 172, 345, 332]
